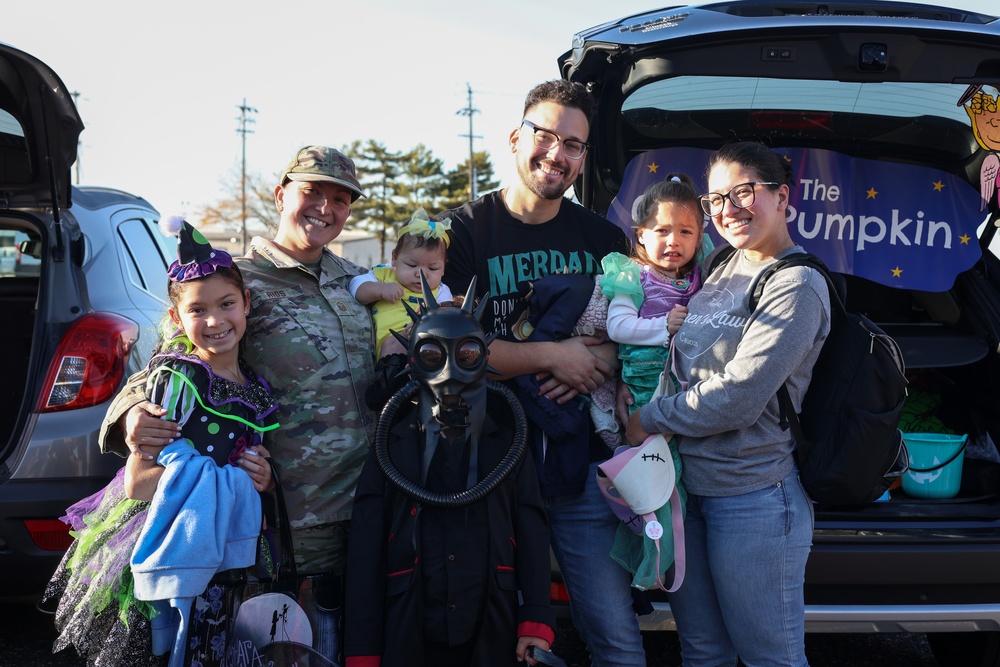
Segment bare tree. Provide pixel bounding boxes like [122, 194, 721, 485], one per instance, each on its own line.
[195, 165, 279, 235]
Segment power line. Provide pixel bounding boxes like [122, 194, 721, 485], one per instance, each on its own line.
[236, 98, 258, 255]
[456, 83, 482, 200]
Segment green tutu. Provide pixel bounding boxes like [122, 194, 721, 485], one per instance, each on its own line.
[599, 252, 644, 308]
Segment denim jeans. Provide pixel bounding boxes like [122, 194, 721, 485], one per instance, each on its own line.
[546, 461, 647, 667]
[668, 468, 814, 667]
[298, 574, 343, 666]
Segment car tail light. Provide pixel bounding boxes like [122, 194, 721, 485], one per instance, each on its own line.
[37, 312, 139, 412]
[550, 582, 571, 603]
[24, 519, 73, 551]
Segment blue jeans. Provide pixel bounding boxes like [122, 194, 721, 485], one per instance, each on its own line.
[668, 468, 814, 667]
[547, 462, 646, 667]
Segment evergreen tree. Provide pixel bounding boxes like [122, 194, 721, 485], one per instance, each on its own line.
[197, 142, 496, 262]
[397, 144, 447, 214]
[343, 140, 408, 262]
[438, 150, 499, 212]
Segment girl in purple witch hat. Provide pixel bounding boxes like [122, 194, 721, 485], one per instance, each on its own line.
[44, 216, 280, 667]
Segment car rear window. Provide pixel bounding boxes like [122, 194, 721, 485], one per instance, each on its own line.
[0, 109, 22, 137]
[624, 77, 972, 123]
[619, 77, 988, 167]
[0, 109, 28, 186]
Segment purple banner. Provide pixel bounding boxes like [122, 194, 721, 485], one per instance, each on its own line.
[607, 147, 984, 292]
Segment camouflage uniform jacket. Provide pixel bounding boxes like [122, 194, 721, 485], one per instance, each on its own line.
[100, 237, 376, 537]
[240, 237, 376, 530]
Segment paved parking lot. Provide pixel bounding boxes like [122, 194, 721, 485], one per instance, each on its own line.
[0, 602, 940, 666]
[554, 624, 939, 667]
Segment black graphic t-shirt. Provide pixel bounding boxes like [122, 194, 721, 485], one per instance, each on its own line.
[443, 190, 629, 341]
[441, 191, 630, 492]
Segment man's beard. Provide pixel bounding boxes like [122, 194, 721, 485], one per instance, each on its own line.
[517, 156, 572, 201]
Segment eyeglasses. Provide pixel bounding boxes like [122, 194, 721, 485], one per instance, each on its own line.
[699, 182, 779, 216]
[520, 120, 589, 160]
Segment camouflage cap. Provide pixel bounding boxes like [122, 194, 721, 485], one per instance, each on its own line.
[280, 146, 365, 202]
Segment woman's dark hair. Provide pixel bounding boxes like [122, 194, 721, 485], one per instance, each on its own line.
[631, 173, 704, 277]
[707, 141, 794, 187]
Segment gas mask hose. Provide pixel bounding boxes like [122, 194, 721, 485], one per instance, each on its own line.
[374, 379, 527, 508]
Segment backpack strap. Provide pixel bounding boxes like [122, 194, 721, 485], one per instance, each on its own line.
[745, 252, 843, 465]
[705, 244, 738, 279]
[778, 385, 811, 467]
[709, 247, 845, 313]
[748, 252, 844, 312]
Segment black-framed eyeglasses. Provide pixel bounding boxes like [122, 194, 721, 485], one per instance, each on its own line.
[699, 182, 779, 216]
[521, 119, 589, 160]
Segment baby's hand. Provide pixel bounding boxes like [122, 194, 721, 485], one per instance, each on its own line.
[382, 282, 405, 303]
[667, 304, 688, 336]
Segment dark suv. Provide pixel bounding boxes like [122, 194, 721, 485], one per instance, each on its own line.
[559, 2, 1000, 665]
[0, 42, 170, 600]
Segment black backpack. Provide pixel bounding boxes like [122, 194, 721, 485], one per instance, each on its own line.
[709, 247, 909, 505]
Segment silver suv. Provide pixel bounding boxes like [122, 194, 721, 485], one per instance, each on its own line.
[0, 41, 170, 600]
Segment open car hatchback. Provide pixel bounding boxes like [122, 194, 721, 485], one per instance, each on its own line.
[559, 2, 1000, 665]
[0, 41, 170, 601]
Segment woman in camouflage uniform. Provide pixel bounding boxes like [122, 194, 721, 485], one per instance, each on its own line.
[98, 146, 377, 663]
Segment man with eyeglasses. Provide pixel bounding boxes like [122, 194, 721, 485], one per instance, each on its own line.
[440, 80, 645, 667]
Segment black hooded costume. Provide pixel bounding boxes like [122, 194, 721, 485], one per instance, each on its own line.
[344, 279, 555, 667]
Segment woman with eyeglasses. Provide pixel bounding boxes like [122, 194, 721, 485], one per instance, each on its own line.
[626, 141, 830, 667]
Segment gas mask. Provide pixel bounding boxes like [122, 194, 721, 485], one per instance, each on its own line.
[396, 274, 493, 443]
[374, 273, 526, 507]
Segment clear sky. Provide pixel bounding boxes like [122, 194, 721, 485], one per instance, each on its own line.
[6, 0, 998, 222]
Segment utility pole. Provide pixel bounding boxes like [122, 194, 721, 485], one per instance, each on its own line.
[236, 99, 258, 255]
[71, 91, 81, 184]
[456, 83, 481, 200]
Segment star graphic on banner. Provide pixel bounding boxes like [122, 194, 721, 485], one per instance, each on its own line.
[891, 266, 903, 278]
[933, 180, 945, 192]
[960, 234, 971, 244]
[648, 162, 659, 173]
[866, 187, 878, 199]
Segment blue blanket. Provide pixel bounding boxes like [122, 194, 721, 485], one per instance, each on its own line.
[131, 440, 261, 666]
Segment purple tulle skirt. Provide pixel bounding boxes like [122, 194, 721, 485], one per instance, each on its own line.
[43, 467, 167, 667]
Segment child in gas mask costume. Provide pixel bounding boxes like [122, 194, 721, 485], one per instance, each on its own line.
[344, 277, 556, 667]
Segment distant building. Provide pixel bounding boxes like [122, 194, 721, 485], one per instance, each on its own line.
[331, 229, 381, 268]
[200, 223, 380, 267]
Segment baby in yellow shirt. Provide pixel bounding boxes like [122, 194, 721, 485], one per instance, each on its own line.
[350, 208, 453, 357]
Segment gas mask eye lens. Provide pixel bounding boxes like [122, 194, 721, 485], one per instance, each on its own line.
[457, 340, 485, 369]
[415, 340, 445, 370]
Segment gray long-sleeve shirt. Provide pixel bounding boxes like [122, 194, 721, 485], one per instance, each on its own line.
[639, 246, 831, 496]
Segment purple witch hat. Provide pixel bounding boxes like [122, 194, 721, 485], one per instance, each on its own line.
[159, 215, 233, 282]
